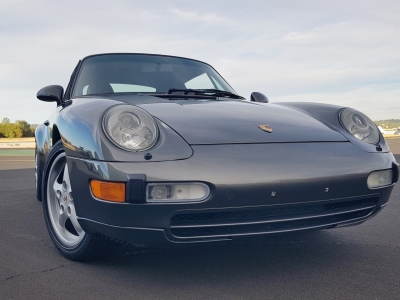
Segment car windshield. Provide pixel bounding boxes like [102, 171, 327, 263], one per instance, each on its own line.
[72, 54, 236, 97]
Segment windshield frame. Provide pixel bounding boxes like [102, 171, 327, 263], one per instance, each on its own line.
[70, 53, 237, 99]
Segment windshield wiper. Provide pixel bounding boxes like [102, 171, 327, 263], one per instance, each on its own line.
[167, 88, 246, 100]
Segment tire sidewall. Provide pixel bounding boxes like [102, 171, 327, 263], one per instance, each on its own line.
[42, 141, 93, 259]
[35, 150, 43, 201]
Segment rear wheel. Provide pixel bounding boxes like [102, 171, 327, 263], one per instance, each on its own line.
[35, 152, 43, 201]
[42, 141, 116, 261]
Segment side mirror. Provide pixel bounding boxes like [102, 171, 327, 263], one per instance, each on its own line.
[37, 85, 64, 103]
[250, 92, 268, 103]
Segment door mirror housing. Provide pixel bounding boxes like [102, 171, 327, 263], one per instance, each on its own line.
[250, 92, 268, 103]
[37, 85, 64, 103]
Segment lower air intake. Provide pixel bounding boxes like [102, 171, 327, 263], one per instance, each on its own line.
[168, 196, 379, 240]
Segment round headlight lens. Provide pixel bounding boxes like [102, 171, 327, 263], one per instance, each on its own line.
[340, 108, 379, 144]
[103, 105, 158, 151]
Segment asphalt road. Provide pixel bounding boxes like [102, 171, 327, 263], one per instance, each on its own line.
[0, 140, 399, 300]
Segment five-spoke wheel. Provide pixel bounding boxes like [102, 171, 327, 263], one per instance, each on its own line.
[42, 141, 115, 261]
[46, 152, 85, 247]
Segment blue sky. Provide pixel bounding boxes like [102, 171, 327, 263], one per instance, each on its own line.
[1, 0, 399, 123]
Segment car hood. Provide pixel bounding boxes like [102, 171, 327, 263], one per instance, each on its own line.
[136, 100, 347, 144]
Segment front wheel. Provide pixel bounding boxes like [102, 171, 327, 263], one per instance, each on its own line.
[42, 141, 115, 261]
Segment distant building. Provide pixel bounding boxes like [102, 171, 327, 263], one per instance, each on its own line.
[378, 126, 400, 135]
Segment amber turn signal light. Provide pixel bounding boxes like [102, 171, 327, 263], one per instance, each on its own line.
[90, 180, 126, 202]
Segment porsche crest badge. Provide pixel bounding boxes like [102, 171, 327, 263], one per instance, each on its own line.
[259, 125, 273, 133]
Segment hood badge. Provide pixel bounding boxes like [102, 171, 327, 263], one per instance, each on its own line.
[259, 125, 273, 133]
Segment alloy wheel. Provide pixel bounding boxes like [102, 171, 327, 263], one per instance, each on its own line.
[46, 153, 85, 247]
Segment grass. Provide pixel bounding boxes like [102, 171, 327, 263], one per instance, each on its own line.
[0, 137, 35, 142]
[0, 149, 35, 156]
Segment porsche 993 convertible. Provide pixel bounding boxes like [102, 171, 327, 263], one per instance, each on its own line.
[35, 53, 399, 261]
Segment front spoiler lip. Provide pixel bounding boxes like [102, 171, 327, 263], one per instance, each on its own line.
[164, 194, 381, 242]
[77, 194, 383, 245]
[77, 206, 382, 245]
[167, 214, 375, 242]
[77, 217, 164, 232]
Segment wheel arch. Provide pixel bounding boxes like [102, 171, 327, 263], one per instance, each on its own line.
[274, 102, 390, 153]
[52, 124, 61, 146]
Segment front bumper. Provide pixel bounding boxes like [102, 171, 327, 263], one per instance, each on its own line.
[67, 142, 397, 247]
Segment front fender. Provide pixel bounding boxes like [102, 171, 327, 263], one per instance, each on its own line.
[274, 102, 390, 153]
[55, 98, 193, 162]
[35, 123, 51, 169]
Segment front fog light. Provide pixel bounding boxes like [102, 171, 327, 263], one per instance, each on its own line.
[367, 170, 393, 189]
[146, 183, 210, 202]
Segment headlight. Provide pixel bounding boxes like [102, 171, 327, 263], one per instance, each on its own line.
[340, 108, 379, 144]
[103, 105, 158, 151]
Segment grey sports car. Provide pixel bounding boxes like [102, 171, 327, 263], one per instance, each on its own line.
[35, 53, 399, 261]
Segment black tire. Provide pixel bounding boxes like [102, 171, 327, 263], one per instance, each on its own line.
[42, 140, 116, 261]
[35, 150, 43, 201]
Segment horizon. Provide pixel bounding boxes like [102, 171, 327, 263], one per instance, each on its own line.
[1, 116, 400, 126]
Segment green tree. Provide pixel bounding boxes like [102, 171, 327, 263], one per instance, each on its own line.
[1, 117, 11, 124]
[16, 120, 33, 137]
[0, 123, 23, 138]
[30, 125, 38, 136]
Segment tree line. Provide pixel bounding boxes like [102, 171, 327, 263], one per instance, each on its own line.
[0, 118, 38, 138]
[374, 119, 400, 129]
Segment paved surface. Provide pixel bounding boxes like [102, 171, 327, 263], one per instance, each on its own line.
[387, 137, 400, 154]
[0, 140, 399, 300]
[0, 149, 35, 171]
[0, 156, 34, 171]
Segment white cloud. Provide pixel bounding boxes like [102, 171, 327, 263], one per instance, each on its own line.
[0, 0, 398, 123]
[170, 8, 225, 24]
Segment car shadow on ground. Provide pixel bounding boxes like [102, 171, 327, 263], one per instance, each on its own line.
[92, 230, 365, 284]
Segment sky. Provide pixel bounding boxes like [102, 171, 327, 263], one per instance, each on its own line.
[0, 0, 399, 124]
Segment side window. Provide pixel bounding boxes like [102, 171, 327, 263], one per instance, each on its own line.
[110, 84, 156, 93]
[82, 84, 156, 95]
[82, 85, 89, 95]
[211, 76, 225, 91]
[185, 73, 215, 90]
